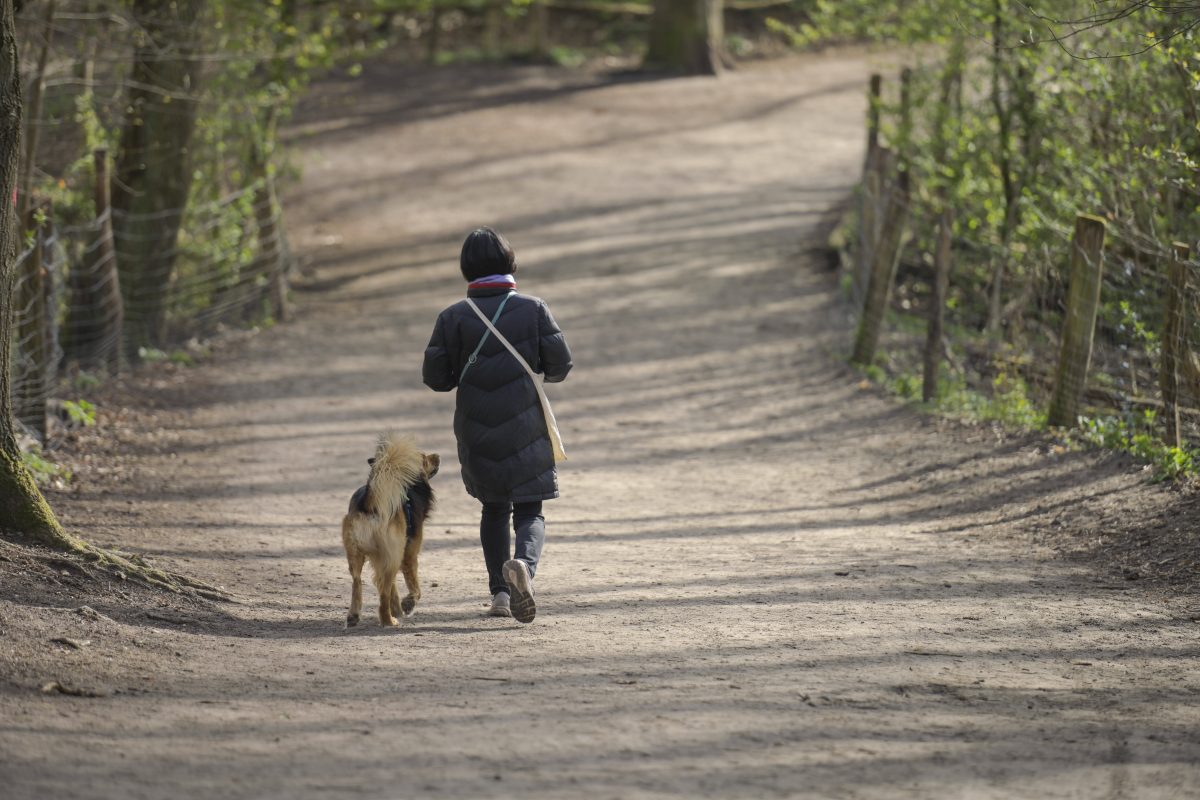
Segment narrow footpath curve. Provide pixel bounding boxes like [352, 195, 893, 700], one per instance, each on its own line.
[4, 53, 1199, 799]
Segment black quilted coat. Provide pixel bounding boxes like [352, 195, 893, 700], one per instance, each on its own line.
[422, 286, 573, 503]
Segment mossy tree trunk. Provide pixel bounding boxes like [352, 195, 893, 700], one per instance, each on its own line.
[112, 0, 204, 357]
[0, 0, 76, 548]
[645, 0, 724, 75]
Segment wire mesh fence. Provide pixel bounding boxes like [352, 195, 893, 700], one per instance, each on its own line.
[6, 2, 303, 443]
[10, 171, 290, 441]
[844, 67, 1200, 470]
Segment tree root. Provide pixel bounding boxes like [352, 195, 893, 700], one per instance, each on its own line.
[1, 531, 231, 602]
[81, 543, 231, 601]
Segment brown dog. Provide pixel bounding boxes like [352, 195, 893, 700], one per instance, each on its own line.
[341, 432, 439, 627]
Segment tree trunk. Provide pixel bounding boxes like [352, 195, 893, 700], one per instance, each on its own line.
[645, 0, 724, 75]
[16, 0, 53, 228]
[112, 0, 204, 357]
[0, 0, 73, 547]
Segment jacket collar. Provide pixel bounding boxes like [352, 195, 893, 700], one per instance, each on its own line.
[467, 286, 516, 298]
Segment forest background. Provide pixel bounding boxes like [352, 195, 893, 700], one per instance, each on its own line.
[1, 0, 1199, 569]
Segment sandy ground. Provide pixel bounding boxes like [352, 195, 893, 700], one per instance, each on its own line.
[2, 52, 1199, 798]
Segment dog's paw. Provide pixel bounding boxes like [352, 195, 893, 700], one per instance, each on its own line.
[381, 615, 400, 627]
[400, 596, 416, 617]
[345, 613, 359, 628]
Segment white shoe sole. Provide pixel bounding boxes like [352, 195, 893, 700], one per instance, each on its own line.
[502, 559, 536, 624]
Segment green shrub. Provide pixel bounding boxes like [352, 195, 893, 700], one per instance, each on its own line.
[22, 446, 72, 488]
[1077, 412, 1196, 482]
[61, 399, 97, 428]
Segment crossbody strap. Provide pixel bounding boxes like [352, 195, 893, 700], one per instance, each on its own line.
[460, 291, 514, 381]
[465, 296, 567, 461]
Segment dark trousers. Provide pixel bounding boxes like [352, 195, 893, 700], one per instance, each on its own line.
[480, 501, 545, 597]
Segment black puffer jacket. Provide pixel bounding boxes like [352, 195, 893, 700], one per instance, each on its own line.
[422, 286, 572, 503]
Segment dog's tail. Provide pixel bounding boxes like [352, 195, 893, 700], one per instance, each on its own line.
[367, 431, 424, 524]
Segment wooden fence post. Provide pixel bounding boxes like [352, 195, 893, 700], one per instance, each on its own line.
[851, 170, 910, 366]
[856, 75, 885, 305]
[483, 0, 502, 54]
[1159, 242, 1190, 447]
[922, 205, 953, 403]
[898, 67, 912, 169]
[531, 0, 550, 59]
[1047, 214, 1107, 427]
[857, 151, 882, 303]
[254, 175, 288, 324]
[427, 5, 443, 64]
[866, 73, 881, 157]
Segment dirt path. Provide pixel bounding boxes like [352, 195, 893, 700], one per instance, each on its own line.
[3, 53, 1200, 798]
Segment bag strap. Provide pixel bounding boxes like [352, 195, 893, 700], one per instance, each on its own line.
[465, 296, 567, 462]
[460, 291, 514, 381]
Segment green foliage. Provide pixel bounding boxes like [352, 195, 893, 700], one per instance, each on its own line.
[137, 347, 170, 363]
[549, 45, 588, 68]
[838, 271, 855, 300]
[985, 371, 1045, 429]
[863, 364, 886, 384]
[61, 399, 97, 428]
[73, 371, 102, 392]
[890, 372, 922, 402]
[140, 347, 196, 366]
[21, 446, 72, 488]
[1108, 299, 1160, 362]
[930, 368, 1046, 429]
[857, 353, 1044, 428]
[769, 0, 982, 49]
[795, 0, 1200, 282]
[1078, 412, 1197, 481]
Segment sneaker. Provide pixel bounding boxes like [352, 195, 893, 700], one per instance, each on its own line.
[502, 559, 536, 624]
[488, 591, 512, 617]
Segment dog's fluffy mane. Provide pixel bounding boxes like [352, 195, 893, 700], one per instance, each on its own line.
[367, 431, 425, 523]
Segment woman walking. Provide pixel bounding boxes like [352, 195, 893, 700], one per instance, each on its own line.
[422, 227, 573, 623]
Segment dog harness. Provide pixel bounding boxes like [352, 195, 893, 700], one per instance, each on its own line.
[401, 496, 416, 539]
[355, 477, 418, 539]
[460, 291, 514, 381]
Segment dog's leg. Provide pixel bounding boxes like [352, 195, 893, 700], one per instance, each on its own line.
[343, 521, 366, 627]
[347, 554, 366, 627]
[390, 583, 402, 619]
[400, 533, 422, 617]
[378, 567, 400, 627]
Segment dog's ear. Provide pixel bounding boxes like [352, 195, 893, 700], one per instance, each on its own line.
[424, 453, 440, 479]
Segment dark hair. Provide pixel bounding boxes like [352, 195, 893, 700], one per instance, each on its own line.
[459, 227, 516, 281]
